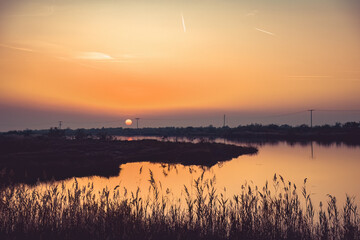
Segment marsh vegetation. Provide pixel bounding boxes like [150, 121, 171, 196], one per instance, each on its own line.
[1, 173, 359, 240]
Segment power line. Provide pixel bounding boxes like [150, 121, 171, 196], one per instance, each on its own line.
[316, 109, 360, 112]
[63, 119, 124, 125]
[246, 110, 308, 119]
[141, 118, 204, 121]
[0, 121, 58, 127]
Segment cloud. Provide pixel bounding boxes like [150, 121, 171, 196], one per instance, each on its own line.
[0, 43, 34, 52]
[74, 52, 143, 63]
[56, 56, 104, 70]
[255, 28, 275, 36]
[246, 10, 258, 17]
[76, 52, 114, 61]
[0, 40, 140, 65]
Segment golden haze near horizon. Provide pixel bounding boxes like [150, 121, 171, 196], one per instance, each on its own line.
[0, 0, 360, 117]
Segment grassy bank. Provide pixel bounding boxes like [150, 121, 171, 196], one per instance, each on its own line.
[0, 136, 257, 186]
[1, 174, 359, 240]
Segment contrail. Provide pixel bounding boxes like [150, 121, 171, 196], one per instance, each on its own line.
[255, 28, 275, 36]
[181, 13, 186, 33]
[0, 43, 34, 52]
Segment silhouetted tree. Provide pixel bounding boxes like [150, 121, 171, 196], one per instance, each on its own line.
[75, 129, 88, 140]
[47, 127, 65, 138]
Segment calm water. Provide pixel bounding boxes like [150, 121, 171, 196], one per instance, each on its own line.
[37, 138, 360, 206]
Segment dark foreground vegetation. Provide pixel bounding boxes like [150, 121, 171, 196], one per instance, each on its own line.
[1, 174, 359, 240]
[4, 121, 360, 146]
[0, 135, 257, 186]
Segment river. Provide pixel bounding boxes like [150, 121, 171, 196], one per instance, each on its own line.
[36, 137, 360, 207]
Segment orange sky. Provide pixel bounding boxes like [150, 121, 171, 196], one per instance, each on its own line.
[0, 0, 360, 129]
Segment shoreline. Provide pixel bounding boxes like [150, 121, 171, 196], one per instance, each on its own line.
[0, 136, 257, 186]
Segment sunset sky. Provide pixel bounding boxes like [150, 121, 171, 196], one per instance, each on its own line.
[1, 0, 360, 130]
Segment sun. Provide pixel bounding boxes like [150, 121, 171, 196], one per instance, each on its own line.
[125, 119, 132, 126]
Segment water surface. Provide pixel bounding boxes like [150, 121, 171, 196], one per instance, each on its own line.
[37, 138, 360, 206]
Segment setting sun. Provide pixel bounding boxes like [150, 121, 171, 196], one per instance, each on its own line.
[125, 119, 132, 126]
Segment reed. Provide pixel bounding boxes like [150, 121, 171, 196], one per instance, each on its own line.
[0, 174, 359, 240]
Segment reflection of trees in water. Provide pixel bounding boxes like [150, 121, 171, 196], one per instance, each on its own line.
[217, 162, 224, 168]
[159, 164, 178, 177]
[139, 162, 212, 180]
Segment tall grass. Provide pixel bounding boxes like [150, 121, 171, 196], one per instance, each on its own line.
[1, 174, 359, 240]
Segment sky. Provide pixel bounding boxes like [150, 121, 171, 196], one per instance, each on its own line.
[0, 0, 360, 131]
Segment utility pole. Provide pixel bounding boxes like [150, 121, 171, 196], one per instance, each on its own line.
[308, 109, 314, 128]
[58, 121, 62, 129]
[223, 114, 226, 128]
[135, 118, 140, 129]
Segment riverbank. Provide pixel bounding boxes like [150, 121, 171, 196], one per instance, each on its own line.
[0, 136, 257, 186]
